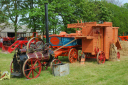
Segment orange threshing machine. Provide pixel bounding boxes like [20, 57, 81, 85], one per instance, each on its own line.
[67, 21, 122, 63]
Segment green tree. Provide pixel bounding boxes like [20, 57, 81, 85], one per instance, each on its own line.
[103, 2, 128, 35]
[0, 0, 25, 40]
[123, 3, 128, 9]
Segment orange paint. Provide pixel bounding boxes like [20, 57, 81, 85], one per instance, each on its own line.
[50, 37, 60, 45]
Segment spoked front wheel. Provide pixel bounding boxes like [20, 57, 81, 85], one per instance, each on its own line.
[68, 48, 78, 63]
[23, 58, 41, 79]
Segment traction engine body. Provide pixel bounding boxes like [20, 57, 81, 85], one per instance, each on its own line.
[10, 37, 56, 79]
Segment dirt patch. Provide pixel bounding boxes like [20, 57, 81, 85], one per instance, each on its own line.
[118, 41, 128, 56]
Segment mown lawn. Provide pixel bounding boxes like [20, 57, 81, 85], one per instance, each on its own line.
[0, 50, 128, 85]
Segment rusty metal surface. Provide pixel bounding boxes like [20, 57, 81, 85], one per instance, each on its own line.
[52, 63, 69, 76]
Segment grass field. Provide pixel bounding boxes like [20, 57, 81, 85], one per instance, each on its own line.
[0, 50, 128, 85]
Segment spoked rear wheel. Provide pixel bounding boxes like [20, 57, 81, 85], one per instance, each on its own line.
[23, 58, 41, 79]
[97, 51, 106, 64]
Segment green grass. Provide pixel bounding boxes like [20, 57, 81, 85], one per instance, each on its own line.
[0, 50, 128, 85]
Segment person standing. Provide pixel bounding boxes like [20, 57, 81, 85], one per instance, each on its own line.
[0, 36, 3, 48]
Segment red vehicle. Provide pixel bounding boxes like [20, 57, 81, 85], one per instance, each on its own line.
[2, 32, 40, 53]
[118, 36, 128, 41]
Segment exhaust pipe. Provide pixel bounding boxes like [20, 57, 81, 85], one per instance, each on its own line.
[45, 3, 49, 43]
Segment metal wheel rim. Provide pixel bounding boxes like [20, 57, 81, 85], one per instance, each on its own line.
[27, 37, 45, 53]
[50, 59, 61, 71]
[68, 48, 78, 63]
[23, 58, 41, 79]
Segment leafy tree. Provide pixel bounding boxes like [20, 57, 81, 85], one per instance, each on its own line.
[104, 0, 122, 6]
[0, 0, 25, 40]
[74, 0, 112, 22]
[103, 2, 128, 35]
[123, 3, 128, 9]
[0, 4, 10, 32]
[1, 0, 127, 36]
[0, 11, 8, 24]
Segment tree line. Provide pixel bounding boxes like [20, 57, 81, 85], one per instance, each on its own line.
[0, 0, 128, 40]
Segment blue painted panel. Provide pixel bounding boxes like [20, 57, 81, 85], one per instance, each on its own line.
[49, 37, 81, 46]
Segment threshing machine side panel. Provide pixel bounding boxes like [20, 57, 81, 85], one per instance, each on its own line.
[100, 27, 104, 52]
[112, 27, 118, 43]
[82, 39, 93, 53]
[103, 27, 113, 59]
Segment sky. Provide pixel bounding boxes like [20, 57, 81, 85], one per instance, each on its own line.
[120, 0, 128, 4]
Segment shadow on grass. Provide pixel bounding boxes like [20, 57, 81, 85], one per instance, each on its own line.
[57, 56, 100, 64]
[58, 56, 69, 63]
[57, 56, 110, 64]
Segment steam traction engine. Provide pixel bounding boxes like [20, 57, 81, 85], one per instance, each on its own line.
[10, 37, 61, 79]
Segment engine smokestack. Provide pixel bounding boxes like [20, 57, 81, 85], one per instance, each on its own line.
[45, 3, 49, 43]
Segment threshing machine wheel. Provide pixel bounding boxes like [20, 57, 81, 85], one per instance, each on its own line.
[117, 51, 120, 59]
[50, 59, 62, 71]
[27, 37, 45, 53]
[10, 60, 13, 73]
[68, 48, 78, 63]
[97, 51, 106, 64]
[22, 58, 42, 79]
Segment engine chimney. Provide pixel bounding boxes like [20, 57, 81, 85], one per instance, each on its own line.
[45, 3, 49, 43]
